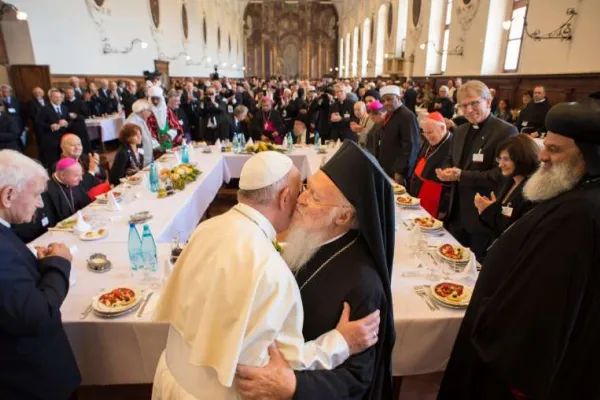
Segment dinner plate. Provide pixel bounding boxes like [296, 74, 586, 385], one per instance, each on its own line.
[437, 243, 471, 263]
[79, 228, 108, 241]
[430, 281, 473, 308]
[95, 191, 123, 204]
[120, 176, 142, 185]
[393, 184, 407, 194]
[92, 287, 142, 315]
[413, 217, 443, 231]
[93, 301, 141, 318]
[396, 195, 420, 207]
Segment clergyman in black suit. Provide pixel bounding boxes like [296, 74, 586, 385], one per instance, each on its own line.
[63, 87, 92, 154]
[180, 82, 201, 141]
[436, 80, 517, 259]
[0, 150, 81, 399]
[122, 80, 138, 117]
[402, 80, 418, 115]
[35, 88, 72, 169]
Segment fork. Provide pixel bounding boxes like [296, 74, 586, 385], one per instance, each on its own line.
[414, 285, 439, 311]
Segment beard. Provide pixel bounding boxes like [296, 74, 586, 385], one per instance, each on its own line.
[283, 208, 339, 272]
[523, 156, 585, 202]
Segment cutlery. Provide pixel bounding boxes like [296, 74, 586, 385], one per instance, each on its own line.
[137, 292, 154, 318]
[414, 285, 439, 311]
[79, 303, 93, 319]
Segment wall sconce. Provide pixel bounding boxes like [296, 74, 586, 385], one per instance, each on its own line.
[186, 56, 213, 66]
[419, 40, 463, 56]
[102, 38, 148, 55]
[0, 1, 27, 20]
[241, 66, 246, 71]
[329, 67, 333, 72]
[159, 51, 191, 61]
[503, 7, 576, 41]
[335, 67, 339, 71]
[384, 53, 389, 59]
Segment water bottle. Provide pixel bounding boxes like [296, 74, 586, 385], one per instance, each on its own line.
[181, 140, 190, 164]
[287, 132, 293, 152]
[141, 224, 158, 278]
[232, 134, 239, 153]
[128, 223, 143, 277]
[314, 131, 321, 151]
[239, 133, 246, 150]
[149, 162, 159, 193]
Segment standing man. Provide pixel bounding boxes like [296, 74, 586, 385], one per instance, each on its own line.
[69, 76, 85, 100]
[167, 90, 190, 142]
[428, 85, 455, 119]
[402, 80, 418, 115]
[0, 108, 21, 152]
[436, 80, 517, 259]
[0, 150, 80, 399]
[121, 80, 138, 117]
[517, 85, 552, 138]
[63, 87, 92, 154]
[35, 88, 71, 169]
[1, 85, 22, 129]
[439, 97, 600, 400]
[219, 105, 249, 142]
[378, 85, 420, 185]
[180, 81, 201, 141]
[330, 84, 356, 142]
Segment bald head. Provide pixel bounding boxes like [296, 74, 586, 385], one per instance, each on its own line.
[60, 134, 83, 159]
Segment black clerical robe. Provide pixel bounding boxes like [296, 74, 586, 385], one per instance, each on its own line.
[330, 100, 357, 142]
[428, 97, 455, 119]
[250, 110, 286, 143]
[63, 98, 92, 153]
[0, 224, 80, 399]
[46, 177, 91, 223]
[517, 99, 552, 135]
[439, 178, 600, 400]
[378, 104, 420, 181]
[122, 89, 137, 117]
[36, 104, 71, 169]
[293, 232, 390, 400]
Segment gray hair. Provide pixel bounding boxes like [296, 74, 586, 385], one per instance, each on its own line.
[0, 84, 12, 91]
[354, 101, 366, 113]
[439, 85, 449, 92]
[167, 89, 180, 99]
[48, 88, 61, 97]
[457, 80, 491, 103]
[234, 105, 248, 117]
[237, 172, 289, 205]
[0, 150, 48, 193]
[132, 99, 152, 113]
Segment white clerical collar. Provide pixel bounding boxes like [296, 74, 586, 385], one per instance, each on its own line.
[320, 230, 350, 247]
[0, 216, 10, 228]
[535, 98, 546, 104]
[234, 203, 276, 241]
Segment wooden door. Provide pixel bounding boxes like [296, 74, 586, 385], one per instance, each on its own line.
[9, 64, 51, 157]
[154, 60, 169, 89]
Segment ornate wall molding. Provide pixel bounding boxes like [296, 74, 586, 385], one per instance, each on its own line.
[456, 0, 480, 33]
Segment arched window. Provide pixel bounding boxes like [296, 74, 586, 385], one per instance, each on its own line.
[441, 0, 452, 72]
[504, 0, 528, 71]
[345, 32, 351, 77]
[375, 4, 387, 76]
[361, 18, 371, 76]
[339, 37, 344, 77]
[396, 0, 409, 56]
[352, 27, 359, 77]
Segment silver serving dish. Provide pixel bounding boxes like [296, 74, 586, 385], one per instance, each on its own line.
[129, 211, 153, 224]
[87, 253, 112, 273]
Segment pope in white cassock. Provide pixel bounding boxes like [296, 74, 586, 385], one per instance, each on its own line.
[152, 151, 380, 399]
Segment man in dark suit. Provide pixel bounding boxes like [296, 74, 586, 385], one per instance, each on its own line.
[0, 111, 21, 151]
[330, 84, 356, 142]
[69, 76, 86, 100]
[180, 81, 201, 141]
[63, 87, 92, 154]
[35, 88, 71, 169]
[1, 85, 23, 138]
[436, 80, 517, 259]
[402, 80, 418, 115]
[219, 104, 249, 141]
[27, 87, 48, 155]
[97, 79, 110, 100]
[122, 80, 138, 117]
[428, 85, 455, 119]
[0, 150, 80, 399]
[378, 85, 421, 185]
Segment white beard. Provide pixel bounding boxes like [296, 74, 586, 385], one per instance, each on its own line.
[523, 158, 584, 202]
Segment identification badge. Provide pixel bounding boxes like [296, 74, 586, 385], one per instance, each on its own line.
[8, 108, 16, 113]
[227, 105, 234, 113]
[41, 217, 49, 227]
[343, 112, 350, 119]
[522, 121, 528, 127]
[138, 148, 145, 155]
[282, 110, 287, 117]
[179, 119, 184, 125]
[502, 206, 514, 218]
[472, 152, 484, 163]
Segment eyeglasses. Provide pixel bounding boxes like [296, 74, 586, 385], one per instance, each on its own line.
[299, 184, 349, 208]
[496, 156, 512, 163]
[458, 100, 481, 110]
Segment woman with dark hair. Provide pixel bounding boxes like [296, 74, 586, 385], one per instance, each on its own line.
[473, 133, 539, 237]
[109, 123, 144, 186]
[493, 99, 513, 123]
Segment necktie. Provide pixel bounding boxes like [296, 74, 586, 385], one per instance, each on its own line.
[56, 106, 61, 115]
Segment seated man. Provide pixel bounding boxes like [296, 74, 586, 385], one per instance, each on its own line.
[46, 158, 91, 223]
[55, 134, 106, 191]
[0, 149, 80, 398]
[153, 151, 380, 400]
[236, 141, 395, 400]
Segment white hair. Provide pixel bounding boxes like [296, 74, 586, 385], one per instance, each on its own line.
[237, 172, 289, 205]
[0, 150, 48, 193]
[48, 87, 61, 97]
[132, 99, 152, 114]
[439, 85, 449, 92]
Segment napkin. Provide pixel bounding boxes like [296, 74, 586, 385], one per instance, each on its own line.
[335, 138, 342, 149]
[282, 136, 288, 148]
[106, 191, 122, 211]
[214, 139, 222, 153]
[73, 211, 92, 233]
[247, 138, 254, 147]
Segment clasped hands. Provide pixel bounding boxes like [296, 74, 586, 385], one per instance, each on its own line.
[435, 167, 461, 182]
[35, 242, 72, 262]
[234, 302, 380, 400]
[474, 191, 497, 215]
[51, 119, 69, 131]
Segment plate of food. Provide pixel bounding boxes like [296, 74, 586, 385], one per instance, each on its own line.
[129, 211, 152, 224]
[80, 228, 108, 241]
[120, 175, 142, 185]
[396, 195, 420, 207]
[413, 216, 443, 231]
[430, 281, 473, 308]
[393, 184, 406, 194]
[56, 215, 91, 230]
[95, 191, 123, 204]
[159, 154, 174, 162]
[438, 243, 471, 263]
[92, 287, 142, 316]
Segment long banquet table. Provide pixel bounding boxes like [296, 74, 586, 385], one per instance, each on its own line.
[30, 144, 477, 385]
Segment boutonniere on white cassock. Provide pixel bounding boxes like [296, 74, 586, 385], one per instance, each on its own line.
[273, 241, 283, 253]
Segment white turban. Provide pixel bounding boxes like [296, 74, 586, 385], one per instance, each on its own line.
[380, 85, 401, 97]
[149, 86, 164, 98]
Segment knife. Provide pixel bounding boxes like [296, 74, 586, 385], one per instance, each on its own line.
[79, 303, 93, 319]
[137, 292, 154, 318]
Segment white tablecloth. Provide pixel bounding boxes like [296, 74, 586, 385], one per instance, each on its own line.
[85, 114, 126, 143]
[30, 145, 475, 385]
